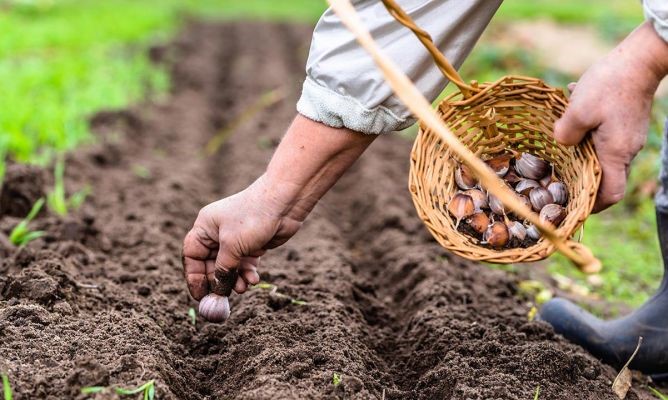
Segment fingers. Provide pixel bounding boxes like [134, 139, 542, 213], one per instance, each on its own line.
[554, 105, 598, 146]
[182, 227, 218, 300]
[592, 158, 628, 213]
[183, 256, 208, 300]
[233, 257, 261, 294]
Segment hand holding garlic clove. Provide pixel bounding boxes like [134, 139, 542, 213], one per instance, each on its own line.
[198, 269, 238, 323]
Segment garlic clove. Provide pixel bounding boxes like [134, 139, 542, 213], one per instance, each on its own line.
[515, 153, 550, 180]
[455, 163, 477, 190]
[526, 224, 542, 240]
[198, 293, 231, 323]
[464, 189, 488, 211]
[547, 182, 569, 205]
[483, 221, 509, 248]
[506, 219, 527, 241]
[503, 168, 522, 185]
[448, 193, 475, 227]
[488, 193, 505, 215]
[539, 173, 553, 187]
[466, 212, 490, 235]
[518, 194, 532, 211]
[529, 187, 554, 212]
[515, 179, 541, 196]
[486, 153, 512, 177]
[539, 204, 567, 227]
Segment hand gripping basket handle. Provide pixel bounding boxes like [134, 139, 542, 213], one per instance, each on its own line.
[326, 0, 602, 273]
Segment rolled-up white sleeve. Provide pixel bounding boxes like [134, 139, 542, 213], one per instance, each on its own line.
[297, 0, 502, 135]
[644, 0, 668, 42]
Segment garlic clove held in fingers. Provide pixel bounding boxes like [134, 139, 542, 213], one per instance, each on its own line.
[455, 163, 478, 190]
[515, 153, 550, 180]
[198, 293, 231, 323]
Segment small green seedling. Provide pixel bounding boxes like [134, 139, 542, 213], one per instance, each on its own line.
[533, 385, 540, 400]
[2, 374, 12, 400]
[9, 198, 45, 246]
[650, 387, 668, 400]
[47, 156, 90, 216]
[131, 164, 152, 180]
[332, 372, 342, 387]
[188, 307, 197, 326]
[80, 386, 105, 395]
[252, 282, 308, 306]
[116, 380, 155, 400]
[254, 282, 274, 290]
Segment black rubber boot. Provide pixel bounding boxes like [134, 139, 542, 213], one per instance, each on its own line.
[539, 208, 668, 376]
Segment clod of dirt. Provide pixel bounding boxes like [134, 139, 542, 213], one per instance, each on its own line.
[0, 163, 45, 217]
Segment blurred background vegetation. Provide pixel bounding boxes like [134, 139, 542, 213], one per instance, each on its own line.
[0, 0, 663, 312]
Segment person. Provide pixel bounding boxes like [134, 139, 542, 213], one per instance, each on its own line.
[181, 0, 668, 375]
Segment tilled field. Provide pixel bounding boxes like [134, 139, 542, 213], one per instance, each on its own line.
[0, 21, 655, 399]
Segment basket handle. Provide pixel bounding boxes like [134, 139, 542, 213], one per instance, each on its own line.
[380, 0, 476, 98]
[326, 0, 602, 274]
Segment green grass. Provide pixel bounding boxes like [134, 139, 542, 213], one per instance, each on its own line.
[496, 0, 642, 28]
[46, 156, 89, 216]
[0, 0, 325, 173]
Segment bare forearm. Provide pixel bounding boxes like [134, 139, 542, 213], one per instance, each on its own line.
[262, 114, 377, 221]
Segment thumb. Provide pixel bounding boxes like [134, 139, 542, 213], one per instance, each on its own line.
[553, 103, 598, 146]
[209, 245, 241, 296]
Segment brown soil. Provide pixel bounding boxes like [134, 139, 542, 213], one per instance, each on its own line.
[0, 21, 657, 400]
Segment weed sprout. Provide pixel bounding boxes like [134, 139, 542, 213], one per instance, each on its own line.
[9, 198, 45, 246]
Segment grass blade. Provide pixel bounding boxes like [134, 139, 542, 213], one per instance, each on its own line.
[81, 386, 105, 394]
[188, 307, 196, 326]
[2, 374, 12, 400]
[650, 387, 668, 400]
[9, 198, 45, 246]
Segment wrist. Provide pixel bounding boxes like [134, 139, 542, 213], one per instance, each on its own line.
[624, 22, 668, 88]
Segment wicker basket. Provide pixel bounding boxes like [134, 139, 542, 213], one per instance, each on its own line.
[379, 0, 602, 264]
[410, 77, 601, 263]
